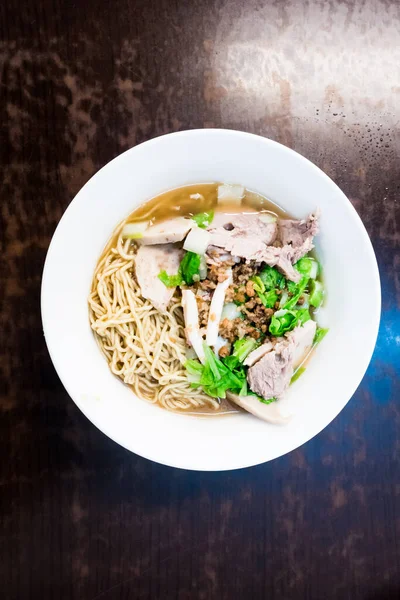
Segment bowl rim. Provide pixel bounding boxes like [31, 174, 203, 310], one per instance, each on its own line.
[41, 128, 381, 470]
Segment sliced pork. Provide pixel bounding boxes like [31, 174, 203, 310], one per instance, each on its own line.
[135, 244, 183, 312]
[206, 211, 318, 282]
[247, 337, 295, 400]
[260, 245, 302, 282]
[279, 213, 319, 248]
[208, 213, 278, 261]
[246, 320, 317, 400]
[139, 217, 194, 245]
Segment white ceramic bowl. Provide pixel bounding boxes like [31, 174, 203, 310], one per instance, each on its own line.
[41, 129, 380, 471]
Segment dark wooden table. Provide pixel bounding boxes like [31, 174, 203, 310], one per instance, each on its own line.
[1, 1, 399, 598]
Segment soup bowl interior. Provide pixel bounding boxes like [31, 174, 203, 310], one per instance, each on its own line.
[41, 129, 380, 471]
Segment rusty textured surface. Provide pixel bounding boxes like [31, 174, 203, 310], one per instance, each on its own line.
[0, 1, 399, 598]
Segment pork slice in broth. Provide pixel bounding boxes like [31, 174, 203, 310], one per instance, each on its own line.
[247, 337, 295, 400]
[246, 320, 317, 401]
[138, 217, 195, 245]
[207, 213, 278, 261]
[135, 244, 183, 312]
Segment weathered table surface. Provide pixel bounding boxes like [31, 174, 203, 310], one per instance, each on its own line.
[1, 1, 399, 598]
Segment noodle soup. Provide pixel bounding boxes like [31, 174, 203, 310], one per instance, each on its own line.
[89, 183, 326, 423]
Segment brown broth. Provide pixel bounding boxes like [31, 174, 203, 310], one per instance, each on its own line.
[125, 182, 287, 225]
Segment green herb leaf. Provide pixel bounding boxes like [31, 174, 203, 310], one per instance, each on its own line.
[159, 251, 201, 288]
[291, 366, 306, 384]
[223, 337, 258, 370]
[259, 396, 277, 405]
[184, 359, 204, 375]
[184, 343, 249, 399]
[283, 276, 309, 310]
[252, 275, 265, 294]
[295, 257, 313, 277]
[233, 338, 258, 362]
[269, 308, 311, 336]
[158, 270, 183, 287]
[251, 275, 278, 308]
[192, 210, 214, 229]
[309, 279, 324, 308]
[287, 279, 299, 294]
[269, 311, 298, 336]
[179, 251, 201, 285]
[259, 266, 286, 291]
[223, 355, 238, 370]
[313, 327, 329, 346]
[239, 378, 248, 396]
[260, 289, 278, 308]
[184, 359, 204, 385]
[296, 308, 311, 325]
[203, 344, 222, 379]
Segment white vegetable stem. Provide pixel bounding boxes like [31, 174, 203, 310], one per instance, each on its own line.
[213, 335, 230, 355]
[279, 290, 289, 308]
[183, 226, 211, 255]
[206, 269, 233, 347]
[309, 259, 318, 279]
[199, 255, 208, 280]
[217, 184, 244, 205]
[221, 302, 241, 321]
[181, 289, 205, 364]
[121, 221, 149, 239]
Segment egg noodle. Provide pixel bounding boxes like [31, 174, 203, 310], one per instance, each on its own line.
[88, 225, 219, 412]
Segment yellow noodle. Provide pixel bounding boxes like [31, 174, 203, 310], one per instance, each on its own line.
[88, 231, 219, 412]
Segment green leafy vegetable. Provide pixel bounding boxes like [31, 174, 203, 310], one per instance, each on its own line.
[192, 210, 214, 229]
[283, 276, 309, 310]
[158, 271, 183, 287]
[269, 308, 311, 337]
[252, 275, 278, 308]
[203, 344, 221, 379]
[223, 337, 258, 370]
[260, 289, 278, 308]
[159, 251, 202, 288]
[185, 359, 204, 376]
[309, 279, 324, 308]
[184, 359, 204, 385]
[284, 258, 319, 305]
[179, 251, 201, 285]
[185, 344, 247, 398]
[291, 366, 306, 384]
[296, 308, 311, 325]
[239, 378, 248, 396]
[233, 337, 258, 362]
[269, 311, 297, 336]
[313, 327, 328, 346]
[259, 396, 277, 405]
[252, 276, 265, 294]
[295, 257, 313, 277]
[287, 280, 299, 294]
[259, 266, 286, 290]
